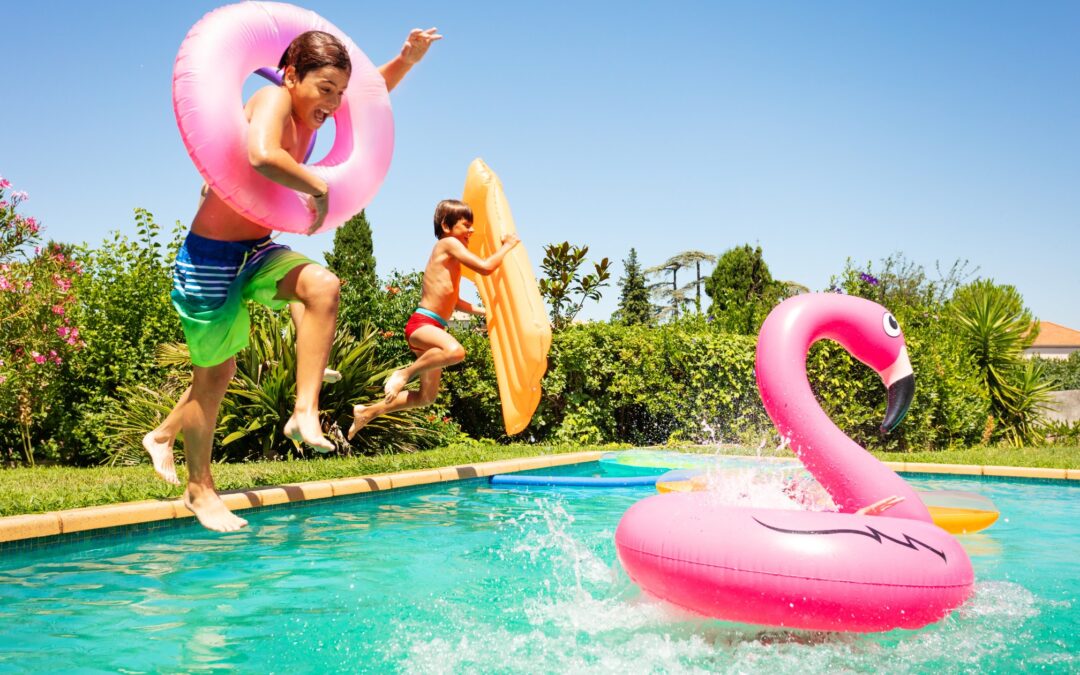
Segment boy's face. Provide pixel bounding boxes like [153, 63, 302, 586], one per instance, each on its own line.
[444, 219, 474, 246]
[284, 65, 349, 130]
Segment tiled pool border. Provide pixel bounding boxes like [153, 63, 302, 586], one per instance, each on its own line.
[1, 451, 1075, 550]
[0, 452, 603, 550]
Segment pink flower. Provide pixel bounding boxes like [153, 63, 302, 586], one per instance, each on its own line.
[32, 352, 46, 365]
[51, 304, 65, 315]
[23, 280, 32, 290]
[0, 276, 11, 292]
[0, 200, 7, 208]
[0, 176, 9, 189]
[52, 275, 72, 292]
[66, 337, 78, 345]
[11, 191, 28, 201]
[57, 326, 70, 338]
[50, 350, 61, 365]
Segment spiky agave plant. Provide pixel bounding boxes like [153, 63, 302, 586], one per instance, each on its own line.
[105, 307, 439, 465]
[948, 279, 1053, 445]
[219, 307, 438, 459]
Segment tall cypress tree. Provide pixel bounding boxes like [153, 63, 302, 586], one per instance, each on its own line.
[324, 210, 378, 335]
[614, 248, 654, 325]
[325, 210, 377, 289]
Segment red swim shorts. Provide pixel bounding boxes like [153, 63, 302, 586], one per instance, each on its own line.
[404, 310, 449, 341]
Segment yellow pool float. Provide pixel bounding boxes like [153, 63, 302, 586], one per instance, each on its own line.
[461, 159, 551, 435]
[656, 474, 999, 534]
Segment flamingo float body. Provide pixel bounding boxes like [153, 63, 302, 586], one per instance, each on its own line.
[615, 294, 975, 632]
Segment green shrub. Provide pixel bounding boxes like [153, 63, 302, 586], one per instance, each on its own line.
[51, 210, 184, 464]
[1037, 352, 1080, 391]
[444, 287, 989, 451]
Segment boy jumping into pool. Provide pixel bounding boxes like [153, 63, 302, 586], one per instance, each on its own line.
[347, 200, 519, 438]
[144, 28, 440, 532]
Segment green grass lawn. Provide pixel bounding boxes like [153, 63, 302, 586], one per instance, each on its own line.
[0, 443, 1076, 518]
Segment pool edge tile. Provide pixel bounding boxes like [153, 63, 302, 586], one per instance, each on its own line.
[389, 469, 444, 489]
[60, 500, 178, 534]
[984, 465, 1067, 480]
[0, 512, 62, 542]
[901, 462, 982, 476]
[330, 475, 393, 497]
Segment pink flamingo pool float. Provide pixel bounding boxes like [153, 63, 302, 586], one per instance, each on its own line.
[615, 294, 974, 632]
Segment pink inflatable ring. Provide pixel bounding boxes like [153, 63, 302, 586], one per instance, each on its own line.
[172, 2, 394, 234]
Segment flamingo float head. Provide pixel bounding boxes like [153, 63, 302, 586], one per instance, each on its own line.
[816, 295, 914, 432]
[757, 293, 915, 435]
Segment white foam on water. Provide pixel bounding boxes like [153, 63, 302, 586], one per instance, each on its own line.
[393, 473, 1069, 674]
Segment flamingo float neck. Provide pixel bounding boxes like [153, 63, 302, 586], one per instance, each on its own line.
[755, 293, 932, 522]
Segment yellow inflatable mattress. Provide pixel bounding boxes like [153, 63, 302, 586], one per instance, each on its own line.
[461, 159, 551, 434]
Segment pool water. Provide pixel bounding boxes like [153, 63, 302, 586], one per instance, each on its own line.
[0, 459, 1076, 673]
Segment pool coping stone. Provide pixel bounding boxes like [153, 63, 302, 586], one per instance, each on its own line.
[2, 451, 1076, 546]
[0, 451, 603, 545]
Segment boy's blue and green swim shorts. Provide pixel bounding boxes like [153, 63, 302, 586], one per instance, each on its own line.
[171, 231, 314, 367]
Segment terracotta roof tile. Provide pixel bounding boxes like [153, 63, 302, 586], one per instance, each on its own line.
[1032, 321, 1080, 347]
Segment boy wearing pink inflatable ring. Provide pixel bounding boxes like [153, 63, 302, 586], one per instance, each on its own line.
[347, 200, 519, 439]
[144, 28, 441, 533]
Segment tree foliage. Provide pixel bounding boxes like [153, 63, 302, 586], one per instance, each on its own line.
[537, 241, 611, 330]
[613, 248, 654, 325]
[646, 250, 717, 320]
[704, 244, 784, 334]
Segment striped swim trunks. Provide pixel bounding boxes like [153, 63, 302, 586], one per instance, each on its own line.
[171, 231, 314, 367]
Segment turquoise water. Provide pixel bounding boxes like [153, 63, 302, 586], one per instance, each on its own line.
[0, 460, 1077, 673]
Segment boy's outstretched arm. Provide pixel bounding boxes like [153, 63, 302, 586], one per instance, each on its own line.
[446, 234, 520, 276]
[380, 28, 442, 92]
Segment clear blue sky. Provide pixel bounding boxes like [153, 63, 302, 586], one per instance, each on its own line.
[3, 1, 1078, 327]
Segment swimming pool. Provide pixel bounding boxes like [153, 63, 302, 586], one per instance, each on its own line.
[0, 460, 1076, 673]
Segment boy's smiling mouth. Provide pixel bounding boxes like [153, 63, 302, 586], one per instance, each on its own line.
[314, 107, 331, 124]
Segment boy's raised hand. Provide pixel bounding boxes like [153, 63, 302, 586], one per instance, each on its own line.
[400, 28, 442, 65]
[501, 233, 521, 249]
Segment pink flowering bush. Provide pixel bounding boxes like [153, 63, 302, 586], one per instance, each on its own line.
[0, 176, 83, 465]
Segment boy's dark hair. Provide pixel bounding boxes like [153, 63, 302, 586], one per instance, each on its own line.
[433, 200, 473, 238]
[278, 31, 351, 82]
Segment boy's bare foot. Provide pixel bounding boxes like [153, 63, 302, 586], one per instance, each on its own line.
[323, 368, 341, 383]
[384, 369, 408, 403]
[183, 488, 248, 532]
[284, 413, 335, 453]
[142, 431, 181, 486]
[347, 404, 375, 440]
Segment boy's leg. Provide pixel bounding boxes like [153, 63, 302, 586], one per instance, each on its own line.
[182, 359, 248, 532]
[384, 326, 465, 402]
[289, 302, 340, 383]
[142, 385, 192, 485]
[349, 366, 442, 439]
[275, 263, 339, 452]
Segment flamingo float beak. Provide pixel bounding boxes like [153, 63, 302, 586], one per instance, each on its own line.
[881, 346, 915, 433]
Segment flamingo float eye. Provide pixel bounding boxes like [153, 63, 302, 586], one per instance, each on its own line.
[882, 312, 902, 338]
